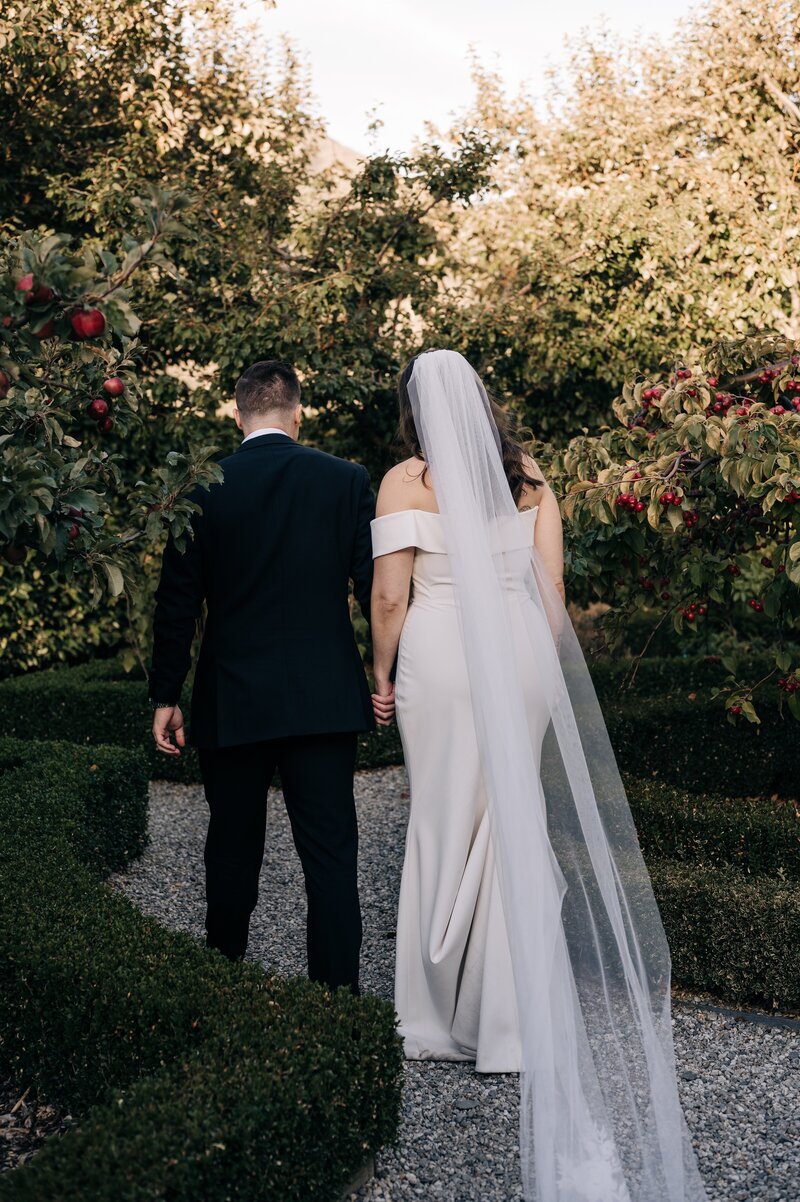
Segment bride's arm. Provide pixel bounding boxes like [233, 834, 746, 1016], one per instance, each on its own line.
[370, 469, 415, 724]
[372, 549, 413, 693]
[533, 483, 565, 603]
[523, 455, 565, 602]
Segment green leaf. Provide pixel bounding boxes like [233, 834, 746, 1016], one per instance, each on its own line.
[102, 561, 125, 597]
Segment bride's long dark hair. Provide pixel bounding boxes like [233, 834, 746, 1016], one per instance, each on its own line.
[397, 352, 544, 503]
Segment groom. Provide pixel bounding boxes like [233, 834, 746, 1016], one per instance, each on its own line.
[148, 360, 375, 992]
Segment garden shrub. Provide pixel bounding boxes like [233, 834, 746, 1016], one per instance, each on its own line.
[607, 694, 797, 798]
[650, 860, 800, 1010]
[0, 658, 793, 796]
[0, 668, 405, 783]
[626, 777, 799, 878]
[0, 738, 148, 875]
[0, 740, 403, 1200]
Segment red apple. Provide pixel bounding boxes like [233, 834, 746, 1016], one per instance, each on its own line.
[2, 543, 27, 565]
[103, 377, 125, 396]
[87, 397, 110, 420]
[97, 416, 114, 433]
[68, 523, 79, 541]
[16, 273, 34, 293]
[32, 318, 55, 340]
[24, 284, 54, 305]
[0, 370, 10, 398]
[70, 308, 106, 339]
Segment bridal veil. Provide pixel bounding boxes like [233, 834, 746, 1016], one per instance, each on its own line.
[406, 349, 707, 1202]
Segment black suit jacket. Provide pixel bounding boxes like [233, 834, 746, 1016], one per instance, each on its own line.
[149, 433, 376, 748]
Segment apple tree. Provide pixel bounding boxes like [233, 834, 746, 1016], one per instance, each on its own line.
[546, 335, 800, 721]
[0, 187, 222, 612]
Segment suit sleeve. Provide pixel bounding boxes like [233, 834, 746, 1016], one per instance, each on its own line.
[149, 510, 206, 706]
[350, 465, 376, 625]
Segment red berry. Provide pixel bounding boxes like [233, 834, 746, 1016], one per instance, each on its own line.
[672, 495, 682, 506]
[728, 563, 740, 576]
[736, 406, 748, 416]
[635, 500, 645, 512]
[70, 308, 106, 339]
[97, 416, 114, 433]
[68, 523, 79, 541]
[0, 370, 9, 399]
[730, 704, 742, 716]
[103, 377, 125, 396]
[87, 397, 110, 420]
[661, 591, 671, 601]
[16, 273, 34, 293]
[707, 377, 718, 387]
[770, 405, 786, 415]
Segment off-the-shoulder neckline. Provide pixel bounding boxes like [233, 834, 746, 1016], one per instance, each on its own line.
[372, 506, 539, 522]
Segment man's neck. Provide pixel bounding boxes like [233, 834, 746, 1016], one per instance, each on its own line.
[242, 424, 295, 442]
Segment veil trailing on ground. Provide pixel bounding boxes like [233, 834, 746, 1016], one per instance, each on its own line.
[407, 349, 707, 1202]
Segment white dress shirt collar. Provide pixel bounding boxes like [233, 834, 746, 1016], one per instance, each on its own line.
[242, 426, 292, 443]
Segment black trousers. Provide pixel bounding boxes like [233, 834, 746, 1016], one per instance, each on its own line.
[198, 732, 361, 992]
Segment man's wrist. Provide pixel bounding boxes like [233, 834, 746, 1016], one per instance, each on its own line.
[149, 698, 175, 711]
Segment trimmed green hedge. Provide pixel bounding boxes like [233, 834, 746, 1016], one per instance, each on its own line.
[0, 669, 404, 783]
[0, 737, 148, 875]
[0, 740, 403, 1201]
[0, 656, 794, 796]
[627, 777, 799, 879]
[651, 860, 800, 1009]
[587, 652, 778, 700]
[607, 694, 797, 798]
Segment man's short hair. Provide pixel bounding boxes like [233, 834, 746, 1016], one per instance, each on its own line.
[234, 360, 301, 417]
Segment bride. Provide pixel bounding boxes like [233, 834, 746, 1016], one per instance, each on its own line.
[369, 349, 707, 1202]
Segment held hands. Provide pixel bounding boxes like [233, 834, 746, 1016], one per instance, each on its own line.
[371, 679, 396, 726]
[152, 705, 186, 756]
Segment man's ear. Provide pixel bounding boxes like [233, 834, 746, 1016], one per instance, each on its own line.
[233, 406, 243, 431]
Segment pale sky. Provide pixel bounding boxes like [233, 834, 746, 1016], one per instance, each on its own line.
[243, 0, 700, 154]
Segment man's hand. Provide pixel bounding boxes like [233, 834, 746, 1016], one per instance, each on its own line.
[371, 680, 396, 727]
[152, 705, 186, 756]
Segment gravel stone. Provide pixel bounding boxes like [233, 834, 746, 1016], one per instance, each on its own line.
[107, 767, 800, 1202]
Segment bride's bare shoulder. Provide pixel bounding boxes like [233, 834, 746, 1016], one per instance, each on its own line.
[376, 457, 432, 517]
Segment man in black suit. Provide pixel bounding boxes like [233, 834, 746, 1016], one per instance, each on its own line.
[149, 360, 375, 992]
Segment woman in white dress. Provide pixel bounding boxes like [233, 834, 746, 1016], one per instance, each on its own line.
[370, 374, 563, 1072]
[368, 350, 707, 1202]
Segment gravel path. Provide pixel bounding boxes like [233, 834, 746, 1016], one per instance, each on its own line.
[112, 770, 800, 1202]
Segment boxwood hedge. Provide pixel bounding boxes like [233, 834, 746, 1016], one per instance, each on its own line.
[0, 740, 403, 1201]
[0, 669, 404, 784]
[650, 860, 800, 1009]
[627, 778, 799, 879]
[0, 655, 794, 796]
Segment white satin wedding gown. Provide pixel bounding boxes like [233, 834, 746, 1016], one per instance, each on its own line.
[372, 505, 550, 1073]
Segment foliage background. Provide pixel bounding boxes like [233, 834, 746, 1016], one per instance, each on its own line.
[0, 0, 798, 692]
